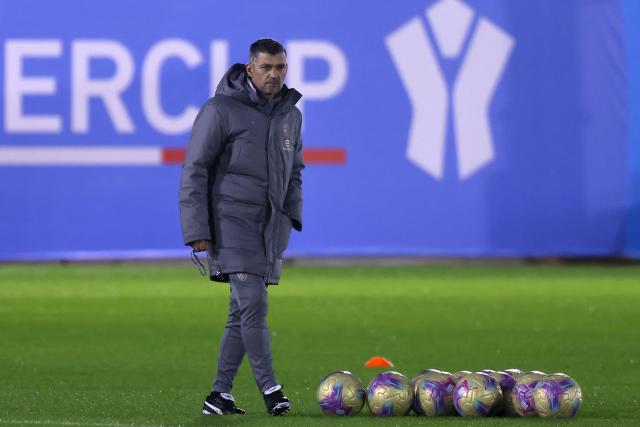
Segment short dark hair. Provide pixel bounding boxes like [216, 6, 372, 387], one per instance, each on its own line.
[249, 39, 286, 62]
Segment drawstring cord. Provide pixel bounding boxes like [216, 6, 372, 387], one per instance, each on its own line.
[190, 249, 207, 276]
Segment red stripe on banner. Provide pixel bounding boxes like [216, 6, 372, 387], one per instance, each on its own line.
[160, 148, 347, 165]
[162, 148, 186, 164]
[302, 148, 347, 164]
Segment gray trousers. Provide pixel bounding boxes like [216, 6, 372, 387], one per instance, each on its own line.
[212, 273, 277, 394]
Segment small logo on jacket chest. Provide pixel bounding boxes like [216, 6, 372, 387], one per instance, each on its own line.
[282, 123, 293, 151]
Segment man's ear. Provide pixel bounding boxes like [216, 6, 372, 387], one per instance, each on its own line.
[246, 63, 253, 78]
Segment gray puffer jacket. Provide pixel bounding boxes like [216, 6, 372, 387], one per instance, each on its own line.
[179, 63, 304, 285]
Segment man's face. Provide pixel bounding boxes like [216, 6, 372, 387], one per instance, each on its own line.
[246, 52, 287, 100]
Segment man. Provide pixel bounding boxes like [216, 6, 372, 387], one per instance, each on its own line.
[179, 39, 303, 416]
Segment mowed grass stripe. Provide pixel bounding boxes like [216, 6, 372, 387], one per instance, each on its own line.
[0, 264, 639, 426]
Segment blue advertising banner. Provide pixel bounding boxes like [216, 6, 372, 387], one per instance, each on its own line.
[622, 0, 640, 257]
[0, 0, 635, 260]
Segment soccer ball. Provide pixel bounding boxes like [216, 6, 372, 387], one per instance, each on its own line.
[316, 371, 366, 416]
[453, 372, 503, 417]
[550, 374, 582, 418]
[411, 369, 450, 395]
[413, 370, 456, 416]
[512, 371, 546, 417]
[411, 369, 443, 414]
[533, 374, 582, 418]
[367, 371, 414, 416]
[488, 371, 517, 416]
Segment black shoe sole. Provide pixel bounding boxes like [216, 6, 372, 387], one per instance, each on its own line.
[202, 401, 246, 415]
[202, 401, 223, 415]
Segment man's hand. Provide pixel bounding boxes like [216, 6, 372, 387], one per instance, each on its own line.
[191, 240, 209, 252]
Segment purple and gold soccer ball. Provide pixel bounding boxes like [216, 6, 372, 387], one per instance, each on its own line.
[488, 371, 518, 416]
[413, 370, 456, 416]
[411, 369, 449, 396]
[512, 371, 546, 417]
[411, 369, 444, 414]
[316, 371, 366, 416]
[453, 372, 503, 417]
[533, 374, 582, 418]
[367, 371, 414, 416]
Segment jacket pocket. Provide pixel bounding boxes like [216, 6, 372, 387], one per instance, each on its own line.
[213, 199, 266, 250]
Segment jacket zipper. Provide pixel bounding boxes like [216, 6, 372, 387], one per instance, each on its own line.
[265, 115, 275, 281]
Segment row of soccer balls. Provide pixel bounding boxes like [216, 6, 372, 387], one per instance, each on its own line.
[316, 368, 582, 417]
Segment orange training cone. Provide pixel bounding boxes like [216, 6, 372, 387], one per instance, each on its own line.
[364, 356, 394, 368]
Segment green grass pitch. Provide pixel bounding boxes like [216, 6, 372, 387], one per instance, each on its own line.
[1, 263, 639, 426]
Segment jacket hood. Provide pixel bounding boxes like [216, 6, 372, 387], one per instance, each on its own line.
[215, 63, 249, 98]
[215, 63, 302, 113]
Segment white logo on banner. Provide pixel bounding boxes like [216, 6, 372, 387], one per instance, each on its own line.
[386, 0, 515, 180]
